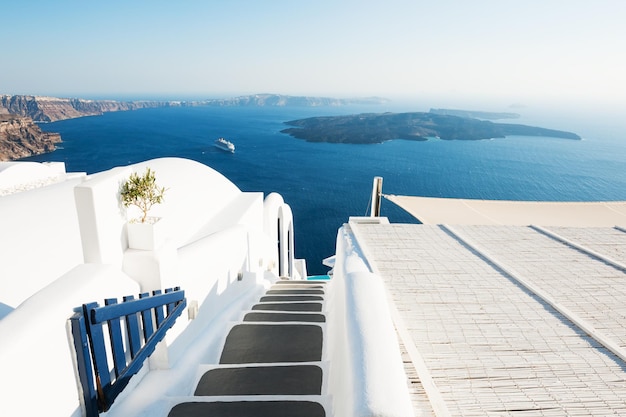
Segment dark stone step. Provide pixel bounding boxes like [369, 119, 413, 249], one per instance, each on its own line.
[244, 312, 326, 323]
[195, 365, 323, 396]
[271, 284, 325, 290]
[252, 303, 323, 312]
[260, 295, 323, 302]
[267, 289, 325, 295]
[219, 324, 323, 364]
[169, 401, 325, 417]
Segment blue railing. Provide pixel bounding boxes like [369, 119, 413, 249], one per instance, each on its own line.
[70, 287, 186, 416]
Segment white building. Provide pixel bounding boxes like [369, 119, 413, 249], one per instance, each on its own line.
[0, 158, 411, 417]
[5, 157, 625, 416]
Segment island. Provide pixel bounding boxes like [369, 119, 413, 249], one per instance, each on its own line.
[280, 111, 581, 144]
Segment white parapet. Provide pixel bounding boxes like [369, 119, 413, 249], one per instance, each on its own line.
[0, 174, 86, 308]
[0, 161, 82, 196]
[326, 222, 414, 417]
[74, 166, 132, 265]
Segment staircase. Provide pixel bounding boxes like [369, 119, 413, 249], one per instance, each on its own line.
[168, 280, 329, 417]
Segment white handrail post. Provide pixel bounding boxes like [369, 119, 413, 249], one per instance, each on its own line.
[370, 176, 383, 217]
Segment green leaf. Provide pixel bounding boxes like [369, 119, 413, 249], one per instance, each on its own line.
[120, 167, 166, 223]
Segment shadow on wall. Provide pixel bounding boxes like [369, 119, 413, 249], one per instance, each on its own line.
[0, 302, 13, 320]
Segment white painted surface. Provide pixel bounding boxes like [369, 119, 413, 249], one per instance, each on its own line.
[0, 177, 85, 307]
[0, 161, 66, 191]
[74, 166, 131, 265]
[0, 157, 405, 417]
[327, 224, 414, 417]
[0, 264, 139, 417]
[0, 157, 311, 417]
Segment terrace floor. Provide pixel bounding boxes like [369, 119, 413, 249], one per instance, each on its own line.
[351, 222, 626, 417]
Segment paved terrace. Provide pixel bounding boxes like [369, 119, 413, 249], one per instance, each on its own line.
[351, 222, 626, 417]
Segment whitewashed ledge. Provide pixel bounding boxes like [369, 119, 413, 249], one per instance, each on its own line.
[0, 161, 85, 196]
[0, 175, 63, 196]
[328, 216, 416, 417]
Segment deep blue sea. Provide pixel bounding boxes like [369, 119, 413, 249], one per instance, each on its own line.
[27, 103, 626, 274]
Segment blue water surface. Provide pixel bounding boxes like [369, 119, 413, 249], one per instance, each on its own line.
[28, 105, 626, 274]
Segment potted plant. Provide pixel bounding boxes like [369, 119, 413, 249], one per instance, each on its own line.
[120, 167, 167, 250]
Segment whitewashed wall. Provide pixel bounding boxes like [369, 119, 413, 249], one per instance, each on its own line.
[326, 222, 415, 417]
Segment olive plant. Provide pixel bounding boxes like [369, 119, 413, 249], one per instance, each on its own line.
[120, 167, 166, 223]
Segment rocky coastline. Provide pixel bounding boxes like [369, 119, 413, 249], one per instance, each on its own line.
[0, 95, 174, 123]
[0, 114, 61, 161]
[0, 94, 389, 123]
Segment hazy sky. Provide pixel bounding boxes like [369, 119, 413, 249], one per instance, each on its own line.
[2, 1, 625, 105]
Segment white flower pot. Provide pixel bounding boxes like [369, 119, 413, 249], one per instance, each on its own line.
[126, 217, 163, 250]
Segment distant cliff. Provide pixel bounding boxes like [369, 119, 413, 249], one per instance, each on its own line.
[199, 94, 390, 107]
[0, 114, 61, 161]
[0, 94, 388, 123]
[281, 112, 581, 144]
[0, 95, 173, 122]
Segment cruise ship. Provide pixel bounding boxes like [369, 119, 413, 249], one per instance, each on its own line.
[1, 158, 626, 417]
[214, 137, 235, 153]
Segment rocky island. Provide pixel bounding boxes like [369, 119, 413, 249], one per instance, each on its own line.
[281, 111, 581, 144]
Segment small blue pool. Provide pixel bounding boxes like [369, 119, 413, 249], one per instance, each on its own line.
[307, 275, 331, 281]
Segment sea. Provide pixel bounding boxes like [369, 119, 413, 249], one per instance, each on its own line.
[25, 101, 626, 275]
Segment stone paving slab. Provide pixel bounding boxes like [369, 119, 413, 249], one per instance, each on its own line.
[168, 401, 325, 417]
[352, 222, 626, 417]
[194, 365, 323, 396]
[219, 324, 323, 364]
[243, 312, 326, 323]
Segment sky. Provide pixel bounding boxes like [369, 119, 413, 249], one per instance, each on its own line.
[2, 0, 625, 107]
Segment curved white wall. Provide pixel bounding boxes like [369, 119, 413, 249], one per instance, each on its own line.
[263, 192, 297, 278]
[278, 203, 295, 278]
[129, 158, 241, 247]
[74, 157, 244, 267]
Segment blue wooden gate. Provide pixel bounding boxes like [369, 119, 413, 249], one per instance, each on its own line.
[70, 287, 186, 416]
